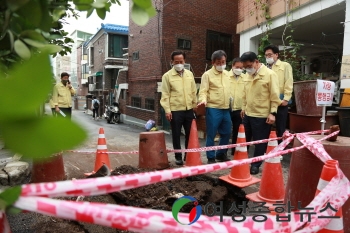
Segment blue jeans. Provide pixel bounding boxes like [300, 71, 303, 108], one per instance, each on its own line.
[205, 108, 232, 159]
[243, 115, 271, 168]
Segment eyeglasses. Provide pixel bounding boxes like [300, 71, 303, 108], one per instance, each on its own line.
[265, 53, 274, 58]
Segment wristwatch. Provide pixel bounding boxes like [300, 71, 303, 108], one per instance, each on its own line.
[270, 112, 277, 116]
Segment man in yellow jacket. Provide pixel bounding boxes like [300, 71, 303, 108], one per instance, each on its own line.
[240, 52, 280, 174]
[198, 50, 232, 164]
[52, 72, 76, 119]
[264, 45, 293, 143]
[160, 51, 197, 165]
[229, 57, 249, 156]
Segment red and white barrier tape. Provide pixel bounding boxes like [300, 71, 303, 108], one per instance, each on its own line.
[21, 136, 298, 198]
[20, 131, 338, 199]
[14, 196, 301, 233]
[5, 129, 348, 233]
[65, 129, 330, 155]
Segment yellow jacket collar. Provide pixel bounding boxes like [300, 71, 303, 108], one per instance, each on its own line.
[211, 66, 221, 75]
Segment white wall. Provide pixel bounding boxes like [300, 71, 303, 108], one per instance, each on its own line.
[239, 0, 345, 54]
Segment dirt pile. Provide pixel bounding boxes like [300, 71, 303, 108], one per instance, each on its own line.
[110, 165, 248, 214]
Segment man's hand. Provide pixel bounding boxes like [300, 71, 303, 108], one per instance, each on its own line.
[266, 114, 275, 124]
[240, 110, 245, 119]
[166, 112, 172, 121]
[197, 101, 206, 107]
[55, 106, 60, 113]
[280, 100, 288, 106]
[67, 83, 72, 89]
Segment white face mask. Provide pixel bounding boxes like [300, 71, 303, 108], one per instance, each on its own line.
[173, 64, 184, 71]
[233, 68, 243, 76]
[245, 67, 256, 75]
[215, 64, 226, 72]
[266, 57, 275, 64]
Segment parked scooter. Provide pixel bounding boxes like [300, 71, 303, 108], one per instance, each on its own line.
[103, 102, 121, 124]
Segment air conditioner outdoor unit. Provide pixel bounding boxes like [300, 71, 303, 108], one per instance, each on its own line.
[89, 84, 96, 91]
[184, 63, 191, 70]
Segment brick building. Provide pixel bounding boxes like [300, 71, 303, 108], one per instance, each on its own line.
[125, 0, 240, 132]
[86, 23, 128, 116]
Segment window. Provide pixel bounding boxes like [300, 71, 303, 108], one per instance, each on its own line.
[206, 30, 233, 61]
[145, 98, 155, 110]
[132, 51, 139, 61]
[108, 34, 128, 58]
[89, 47, 94, 65]
[120, 89, 126, 100]
[177, 39, 191, 50]
[131, 96, 141, 108]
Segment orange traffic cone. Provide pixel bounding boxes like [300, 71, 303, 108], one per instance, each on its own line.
[185, 120, 203, 166]
[315, 160, 344, 233]
[84, 128, 111, 176]
[266, 131, 278, 154]
[246, 131, 284, 209]
[219, 124, 260, 188]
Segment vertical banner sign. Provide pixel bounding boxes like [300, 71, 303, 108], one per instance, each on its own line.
[316, 80, 335, 106]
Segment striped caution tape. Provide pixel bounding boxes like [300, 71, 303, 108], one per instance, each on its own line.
[20, 131, 339, 199]
[65, 129, 330, 155]
[14, 195, 301, 233]
[5, 130, 346, 233]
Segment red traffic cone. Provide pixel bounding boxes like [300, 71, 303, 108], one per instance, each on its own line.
[219, 124, 260, 188]
[185, 120, 203, 166]
[246, 131, 284, 209]
[315, 160, 344, 233]
[84, 128, 111, 176]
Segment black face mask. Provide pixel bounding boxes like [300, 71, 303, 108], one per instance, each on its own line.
[62, 80, 68, 85]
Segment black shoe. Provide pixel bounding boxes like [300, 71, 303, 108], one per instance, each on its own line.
[207, 158, 216, 164]
[175, 155, 183, 165]
[250, 166, 259, 175]
[175, 159, 183, 165]
[216, 153, 230, 162]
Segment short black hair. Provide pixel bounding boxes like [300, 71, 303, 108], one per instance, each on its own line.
[240, 52, 258, 63]
[61, 72, 70, 78]
[231, 57, 242, 66]
[264, 44, 279, 54]
[93, 96, 96, 99]
[211, 50, 227, 62]
[171, 51, 186, 60]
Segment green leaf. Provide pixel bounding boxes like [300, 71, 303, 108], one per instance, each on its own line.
[96, 7, 106, 19]
[39, 44, 63, 54]
[74, 0, 94, 11]
[20, 30, 46, 42]
[38, 0, 52, 32]
[16, 0, 42, 27]
[91, 1, 105, 8]
[133, 0, 152, 9]
[131, 4, 149, 26]
[6, 0, 30, 11]
[14, 39, 31, 60]
[86, 8, 94, 18]
[23, 38, 46, 48]
[0, 52, 52, 118]
[145, 6, 156, 17]
[7, 206, 22, 214]
[0, 186, 22, 209]
[52, 8, 66, 22]
[0, 117, 87, 159]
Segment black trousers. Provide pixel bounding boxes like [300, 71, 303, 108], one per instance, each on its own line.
[57, 107, 72, 119]
[170, 109, 195, 158]
[243, 115, 271, 168]
[93, 108, 99, 118]
[230, 110, 243, 156]
[276, 105, 289, 144]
